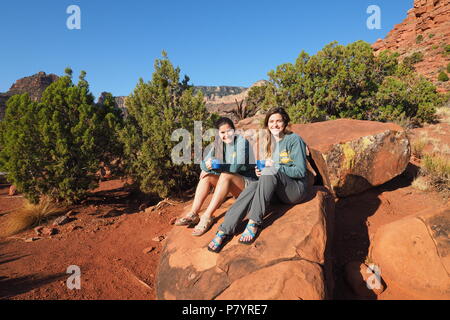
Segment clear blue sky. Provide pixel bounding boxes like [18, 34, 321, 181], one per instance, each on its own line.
[0, 0, 413, 99]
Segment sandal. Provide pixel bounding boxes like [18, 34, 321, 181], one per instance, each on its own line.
[238, 222, 260, 245]
[192, 215, 215, 236]
[207, 231, 231, 253]
[174, 212, 200, 226]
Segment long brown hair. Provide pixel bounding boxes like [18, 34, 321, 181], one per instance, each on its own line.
[261, 107, 292, 159]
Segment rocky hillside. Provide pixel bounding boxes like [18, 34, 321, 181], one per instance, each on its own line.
[201, 80, 269, 120]
[0, 72, 59, 120]
[372, 0, 450, 93]
[194, 86, 246, 100]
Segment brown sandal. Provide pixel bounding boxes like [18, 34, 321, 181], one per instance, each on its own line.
[192, 216, 215, 236]
[174, 212, 200, 226]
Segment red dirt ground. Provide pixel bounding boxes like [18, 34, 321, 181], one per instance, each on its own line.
[0, 117, 448, 300]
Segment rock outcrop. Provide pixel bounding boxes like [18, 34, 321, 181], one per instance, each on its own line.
[156, 187, 335, 300]
[97, 92, 128, 117]
[0, 72, 59, 120]
[372, 0, 450, 92]
[202, 81, 269, 121]
[369, 208, 450, 299]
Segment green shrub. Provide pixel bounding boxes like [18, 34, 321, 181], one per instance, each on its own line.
[119, 52, 217, 198]
[429, 34, 435, 39]
[438, 71, 449, 82]
[416, 35, 424, 44]
[254, 40, 444, 124]
[0, 69, 123, 204]
[447, 63, 450, 73]
[403, 52, 424, 67]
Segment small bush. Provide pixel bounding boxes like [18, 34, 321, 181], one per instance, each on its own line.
[422, 153, 450, 193]
[429, 34, 435, 39]
[438, 71, 449, 82]
[0, 197, 64, 237]
[447, 63, 450, 73]
[404, 52, 424, 66]
[412, 175, 430, 191]
[412, 139, 427, 158]
[445, 44, 450, 53]
[416, 35, 424, 44]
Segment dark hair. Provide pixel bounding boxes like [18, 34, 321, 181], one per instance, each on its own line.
[214, 117, 236, 160]
[263, 107, 290, 128]
[215, 117, 235, 130]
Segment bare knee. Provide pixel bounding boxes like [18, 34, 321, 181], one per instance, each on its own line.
[218, 172, 234, 182]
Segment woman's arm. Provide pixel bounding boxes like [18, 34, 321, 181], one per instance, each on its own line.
[278, 135, 307, 179]
[200, 145, 214, 173]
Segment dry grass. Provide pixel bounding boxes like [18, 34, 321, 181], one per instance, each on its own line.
[421, 153, 450, 195]
[411, 175, 431, 191]
[432, 143, 450, 155]
[436, 106, 450, 124]
[412, 139, 427, 158]
[0, 196, 65, 237]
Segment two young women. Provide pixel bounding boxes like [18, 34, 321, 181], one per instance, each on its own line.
[176, 107, 309, 253]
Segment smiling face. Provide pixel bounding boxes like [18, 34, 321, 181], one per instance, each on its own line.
[218, 123, 235, 144]
[267, 113, 286, 137]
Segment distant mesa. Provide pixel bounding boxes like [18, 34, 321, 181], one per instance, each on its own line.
[372, 0, 450, 93]
[0, 71, 59, 120]
[200, 81, 269, 120]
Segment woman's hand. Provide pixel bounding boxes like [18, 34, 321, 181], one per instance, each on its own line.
[205, 158, 212, 170]
[265, 159, 274, 167]
[255, 167, 262, 177]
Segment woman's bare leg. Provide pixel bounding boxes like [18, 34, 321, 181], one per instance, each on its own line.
[201, 173, 245, 219]
[188, 173, 219, 215]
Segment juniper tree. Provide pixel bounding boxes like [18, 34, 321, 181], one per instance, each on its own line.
[250, 40, 444, 124]
[120, 52, 217, 198]
[0, 69, 123, 204]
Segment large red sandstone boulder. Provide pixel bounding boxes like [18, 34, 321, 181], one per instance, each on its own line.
[156, 186, 335, 300]
[369, 208, 450, 299]
[291, 119, 410, 197]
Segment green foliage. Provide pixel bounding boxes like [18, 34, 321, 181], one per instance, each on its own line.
[438, 71, 449, 82]
[429, 34, 435, 39]
[0, 70, 123, 204]
[416, 35, 424, 44]
[447, 63, 450, 73]
[403, 52, 424, 67]
[254, 41, 444, 125]
[119, 52, 217, 198]
[445, 44, 450, 53]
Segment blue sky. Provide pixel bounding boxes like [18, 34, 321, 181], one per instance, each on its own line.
[0, 0, 413, 99]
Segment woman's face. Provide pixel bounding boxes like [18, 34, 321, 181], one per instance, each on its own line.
[267, 113, 286, 137]
[218, 123, 235, 144]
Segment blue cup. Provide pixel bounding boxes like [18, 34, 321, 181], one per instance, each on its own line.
[256, 160, 266, 171]
[211, 159, 221, 170]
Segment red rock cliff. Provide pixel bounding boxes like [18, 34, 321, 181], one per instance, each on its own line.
[372, 0, 450, 92]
